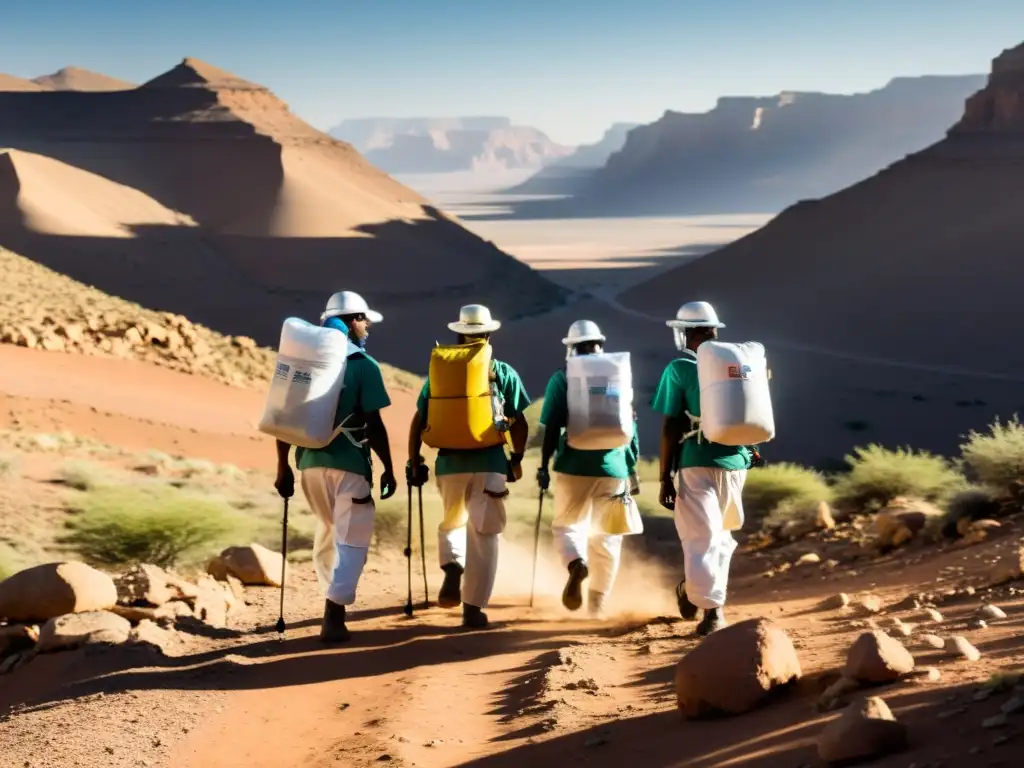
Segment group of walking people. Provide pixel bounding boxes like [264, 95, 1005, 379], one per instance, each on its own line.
[272, 291, 758, 643]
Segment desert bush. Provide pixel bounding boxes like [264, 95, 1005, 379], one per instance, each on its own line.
[832, 444, 965, 510]
[55, 461, 106, 492]
[63, 486, 248, 568]
[960, 414, 1024, 492]
[0, 454, 15, 480]
[742, 463, 833, 527]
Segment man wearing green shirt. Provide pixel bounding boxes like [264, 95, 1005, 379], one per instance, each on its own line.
[408, 304, 531, 629]
[537, 320, 643, 618]
[651, 301, 751, 637]
[274, 291, 397, 644]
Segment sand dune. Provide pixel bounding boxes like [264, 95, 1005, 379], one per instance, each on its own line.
[0, 74, 46, 92]
[0, 149, 192, 236]
[31, 66, 135, 92]
[616, 40, 1024, 464]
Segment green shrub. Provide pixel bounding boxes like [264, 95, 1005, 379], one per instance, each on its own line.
[832, 444, 965, 510]
[743, 463, 833, 526]
[0, 455, 15, 480]
[960, 414, 1024, 492]
[63, 486, 249, 568]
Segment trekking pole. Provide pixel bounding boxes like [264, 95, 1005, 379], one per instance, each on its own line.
[275, 497, 289, 635]
[404, 483, 414, 617]
[417, 485, 429, 608]
[529, 489, 544, 608]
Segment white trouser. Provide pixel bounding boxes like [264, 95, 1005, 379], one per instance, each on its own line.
[551, 473, 644, 596]
[674, 467, 747, 610]
[301, 467, 375, 606]
[436, 472, 508, 609]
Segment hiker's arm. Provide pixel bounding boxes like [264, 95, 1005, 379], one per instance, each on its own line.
[659, 416, 684, 483]
[274, 439, 294, 498]
[276, 439, 291, 469]
[510, 413, 528, 457]
[408, 411, 423, 469]
[540, 422, 559, 471]
[365, 411, 394, 476]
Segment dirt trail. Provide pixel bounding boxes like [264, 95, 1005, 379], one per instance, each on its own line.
[148, 528, 1024, 768]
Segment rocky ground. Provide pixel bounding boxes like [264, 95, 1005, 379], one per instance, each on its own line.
[1, 426, 1023, 767]
[0, 247, 420, 392]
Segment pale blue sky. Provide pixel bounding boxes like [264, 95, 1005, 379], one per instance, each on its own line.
[2, 0, 1022, 145]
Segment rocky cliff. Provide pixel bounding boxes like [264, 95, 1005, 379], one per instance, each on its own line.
[506, 122, 641, 195]
[330, 116, 573, 173]
[563, 74, 986, 216]
[950, 42, 1024, 135]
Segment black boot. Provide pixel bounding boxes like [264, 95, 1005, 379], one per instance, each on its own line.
[320, 599, 351, 643]
[562, 558, 589, 611]
[438, 562, 464, 608]
[462, 603, 489, 629]
[676, 579, 698, 621]
[696, 607, 727, 637]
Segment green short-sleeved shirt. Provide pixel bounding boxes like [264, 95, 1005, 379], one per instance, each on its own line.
[650, 350, 751, 471]
[539, 369, 639, 479]
[296, 351, 392, 481]
[417, 359, 531, 476]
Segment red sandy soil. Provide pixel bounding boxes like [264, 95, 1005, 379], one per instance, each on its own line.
[1, 342, 1022, 768]
[0, 344, 418, 471]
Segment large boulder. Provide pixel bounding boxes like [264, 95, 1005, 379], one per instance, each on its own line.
[211, 543, 284, 587]
[845, 631, 915, 684]
[675, 617, 802, 718]
[0, 562, 117, 622]
[817, 696, 908, 764]
[36, 611, 131, 653]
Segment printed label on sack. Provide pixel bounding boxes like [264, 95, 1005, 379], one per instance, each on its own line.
[292, 369, 312, 385]
[274, 362, 291, 380]
[728, 364, 753, 379]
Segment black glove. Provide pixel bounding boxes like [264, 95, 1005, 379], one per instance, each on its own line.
[537, 466, 550, 491]
[406, 458, 429, 488]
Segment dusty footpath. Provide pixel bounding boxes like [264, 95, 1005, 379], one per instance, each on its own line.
[1, 344, 1024, 768]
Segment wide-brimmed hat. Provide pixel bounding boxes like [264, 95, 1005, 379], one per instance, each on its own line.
[320, 291, 383, 324]
[448, 304, 501, 335]
[665, 300, 725, 329]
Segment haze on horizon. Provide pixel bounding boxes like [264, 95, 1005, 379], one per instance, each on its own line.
[2, 0, 1024, 145]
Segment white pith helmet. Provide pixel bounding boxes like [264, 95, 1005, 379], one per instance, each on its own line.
[320, 291, 383, 324]
[448, 304, 501, 335]
[666, 301, 725, 350]
[562, 320, 605, 359]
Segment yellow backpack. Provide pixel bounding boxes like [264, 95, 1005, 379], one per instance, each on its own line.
[421, 340, 511, 450]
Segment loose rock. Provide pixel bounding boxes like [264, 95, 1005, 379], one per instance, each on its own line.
[36, 611, 131, 652]
[675, 617, 802, 718]
[210, 543, 285, 587]
[981, 604, 1007, 620]
[817, 696, 908, 765]
[0, 561, 117, 622]
[821, 594, 850, 610]
[948, 636, 981, 661]
[845, 631, 916, 683]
